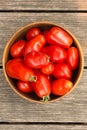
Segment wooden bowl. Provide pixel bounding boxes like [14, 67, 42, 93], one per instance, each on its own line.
[2, 22, 84, 103]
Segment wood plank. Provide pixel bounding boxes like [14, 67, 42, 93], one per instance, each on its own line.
[0, 125, 87, 130]
[0, 13, 87, 66]
[0, 68, 87, 122]
[0, 0, 87, 10]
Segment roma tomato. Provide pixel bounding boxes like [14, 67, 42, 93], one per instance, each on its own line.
[17, 80, 33, 93]
[24, 34, 46, 56]
[53, 63, 72, 80]
[26, 27, 41, 40]
[6, 59, 36, 82]
[41, 62, 54, 75]
[10, 40, 27, 58]
[46, 27, 73, 49]
[32, 73, 51, 101]
[66, 47, 79, 70]
[24, 51, 50, 69]
[51, 78, 73, 96]
[42, 45, 67, 62]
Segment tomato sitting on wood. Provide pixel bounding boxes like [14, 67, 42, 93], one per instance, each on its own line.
[51, 78, 73, 96]
[46, 27, 73, 49]
[17, 80, 33, 93]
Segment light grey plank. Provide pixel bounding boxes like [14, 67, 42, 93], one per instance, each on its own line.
[0, 13, 87, 66]
[0, 68, 87, 122]
[0, 125, 87, 130]
[0, 0, 87, 10]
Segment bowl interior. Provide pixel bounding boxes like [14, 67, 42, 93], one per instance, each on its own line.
[2, 22, 84, 103]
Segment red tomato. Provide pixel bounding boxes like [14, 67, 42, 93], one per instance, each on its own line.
[26, 27, 41, 40]
[46, 27, 73, 49]
[10, 40, 27, 58]
[24, 34, 46, 56]
[41, 62, 54, 75]
[24, 51, 50, 69]
[66, 47, 79, 70]
[17, 80, 33, 93]
[42, 45, 67, 62]
[51, 78, 73, 96]
[32, 73, 51, 101]
[6, 59, 36, 82]
[53, 63, 72, 80]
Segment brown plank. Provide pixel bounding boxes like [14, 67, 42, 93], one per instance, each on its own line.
[0, 125, 87, 130]
[0, 68, 87, 122]
[0, 0, 87, 10]
[0, 13, 87, 66]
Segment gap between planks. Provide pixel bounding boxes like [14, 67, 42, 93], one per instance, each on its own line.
[0, 122, 87, 125]
[0, 10, 87, 13]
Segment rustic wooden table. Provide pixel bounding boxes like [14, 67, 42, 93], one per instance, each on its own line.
[0, 0, 87, 130]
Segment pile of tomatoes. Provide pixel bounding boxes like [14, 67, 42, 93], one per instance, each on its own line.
[6, 26, 79, 102]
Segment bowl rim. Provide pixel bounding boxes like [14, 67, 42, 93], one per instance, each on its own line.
[2, 21, 84, 104]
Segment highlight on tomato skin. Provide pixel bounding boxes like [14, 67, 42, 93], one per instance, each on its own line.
[53, 63, 72, 80]
[45, 26, 73, 49]
[17, 80, 33, 93]
[23, 34, 46, 56]
[42, 45, 67, 62]
[31, 73, 51, 102]
[26, 27, 41, 40]
[6, 58, 35, 82]
[41, 62, 54, 75]
[66, 47, 79, 70]
[24, 51, 50, 69]
[10, 40, 27, 58]
[51, 78, 73, 96]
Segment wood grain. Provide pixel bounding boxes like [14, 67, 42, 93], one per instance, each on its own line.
[0, 125, 87, 130]
[0, 0, 87, 128]
[0, 68, 86, 122]
[0, 0, 87, 10]
[0, 13, 87, 66]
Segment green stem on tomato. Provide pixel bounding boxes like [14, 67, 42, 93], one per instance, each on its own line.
[29, 76, 37, 82]
[42, 95, 50, 102]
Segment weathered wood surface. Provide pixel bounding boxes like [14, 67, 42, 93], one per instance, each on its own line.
[0, 0, 87, 129]
[0, 125, 87, 130]
[0, 69, 87, 122]
[0, 13, 87, 66]
[0, 0, 87, 10]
